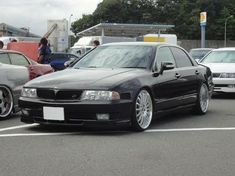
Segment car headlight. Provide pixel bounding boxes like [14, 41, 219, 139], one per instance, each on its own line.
[220, 73, 235, 78]
[80, 91, 120, 101]
[21, 88, 37, 98]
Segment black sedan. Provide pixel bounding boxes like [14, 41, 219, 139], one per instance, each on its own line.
[19, 43, 213, 131]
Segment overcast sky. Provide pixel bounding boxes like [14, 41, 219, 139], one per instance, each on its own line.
[0, 0, 103, 36]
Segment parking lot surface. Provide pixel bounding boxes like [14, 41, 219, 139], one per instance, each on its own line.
[0, 94, 235, 176]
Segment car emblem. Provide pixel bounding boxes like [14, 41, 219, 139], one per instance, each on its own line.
[54, 89, 59, 96]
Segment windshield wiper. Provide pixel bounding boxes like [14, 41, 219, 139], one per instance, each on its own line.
[121, 67, 146, 69]
[88, 66, 97, 68]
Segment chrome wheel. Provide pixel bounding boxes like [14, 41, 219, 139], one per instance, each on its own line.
[135, 90, 153, 130]
[199, 84, 209, 113]
[0, 87, 13, 118]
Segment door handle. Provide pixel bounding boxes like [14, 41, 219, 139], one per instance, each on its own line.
[195, 70, 199, 75]
[175, 73, 181, 78]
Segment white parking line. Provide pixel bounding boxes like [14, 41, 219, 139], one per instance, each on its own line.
[145, 127, 235, 133]
[0, 133, 73, 138]
[1, 126, 235, 138]
[0, 124, 38, 132]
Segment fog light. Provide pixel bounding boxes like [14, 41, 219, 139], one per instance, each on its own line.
[96, 114, 110, 120]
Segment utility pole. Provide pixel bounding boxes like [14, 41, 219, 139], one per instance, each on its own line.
[224, 15, 233, 47]
[200, 12, 207, 48]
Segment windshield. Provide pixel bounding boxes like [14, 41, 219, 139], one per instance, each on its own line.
[73, 45, 155, 69]
[201, 51, 235, 63]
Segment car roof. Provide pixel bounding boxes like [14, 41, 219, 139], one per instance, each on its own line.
[190, 48, 214, 51]
[102, 42, 177, 47]
[213, 47, 235, 51]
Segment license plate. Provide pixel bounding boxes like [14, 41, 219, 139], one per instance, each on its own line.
[43, 107, 64, 121]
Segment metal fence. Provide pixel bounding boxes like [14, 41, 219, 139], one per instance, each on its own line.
[178, 40, 235, 51]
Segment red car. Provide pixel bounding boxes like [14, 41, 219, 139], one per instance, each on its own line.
[0, 50, 54, 80]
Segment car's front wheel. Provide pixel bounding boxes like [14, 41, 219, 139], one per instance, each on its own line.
[0, 86, 14, 119]
[132, 89, 153, 131]
[193, 83, 210, 114]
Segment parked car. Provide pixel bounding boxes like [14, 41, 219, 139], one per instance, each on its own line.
[0, 63, 29, 118]
[45, 53, 79, 71]
[200, 48, 235, 93]
[189, 48, 213, 62]
[0, 50, 54, 80]
[19, 43, 213, 131]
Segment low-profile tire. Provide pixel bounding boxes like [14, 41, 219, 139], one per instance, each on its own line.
[0, 86, 14, 119]
[193, 83, 210, 115]
[131, 89, 153, 131]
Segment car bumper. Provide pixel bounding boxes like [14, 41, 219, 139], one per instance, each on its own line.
[213, 78, 235, 93]
[19, 97, 133, 126]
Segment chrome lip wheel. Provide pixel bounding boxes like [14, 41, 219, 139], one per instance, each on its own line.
[135, 90, 153, 130]
[199, 84, 209, 113]
[0, 87, 13, 118]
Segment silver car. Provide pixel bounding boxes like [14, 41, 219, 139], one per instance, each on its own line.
[0, 63, 29, 118]
[200, 48, 235, 93]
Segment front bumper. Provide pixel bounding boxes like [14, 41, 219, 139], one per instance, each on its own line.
[19, 97, 133, 126]
[213, 78, 235, 93]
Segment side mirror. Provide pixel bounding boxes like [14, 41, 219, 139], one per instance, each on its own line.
[159, 62, 175, 74]
[64, 60, 72, 68]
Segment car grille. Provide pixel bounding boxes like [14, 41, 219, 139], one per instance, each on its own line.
[213, 73, 221, 78]
[37, 89, 83, 100]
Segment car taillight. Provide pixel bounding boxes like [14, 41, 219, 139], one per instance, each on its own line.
[27, 66, 36, 80]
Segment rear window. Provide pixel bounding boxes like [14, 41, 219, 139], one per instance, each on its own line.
[189, 50, 211, 60]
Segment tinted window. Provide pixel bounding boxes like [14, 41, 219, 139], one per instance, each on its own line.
[9, 53, 29, 66]
[156, 47, 176, 70]
[201, 51, 235, 63]
[0, 53, 11, 64]
[171, 47, 193, 67]
[74, 45, 155, 69]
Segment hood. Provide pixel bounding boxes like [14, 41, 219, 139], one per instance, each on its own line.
[25, 68, 147, 89]
[201, 63, 235, 73]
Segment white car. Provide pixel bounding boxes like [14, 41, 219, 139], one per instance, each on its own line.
[200, 48, 235, 93]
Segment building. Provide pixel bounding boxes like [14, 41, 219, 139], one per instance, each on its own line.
[47, 19, 68, 52]
[0, 23, 40, 37]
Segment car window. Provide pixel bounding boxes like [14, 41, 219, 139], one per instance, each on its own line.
[0, 53, 11, 64]
[189, 50, 211, 60]
[50, 54, 68, 60]
[201, 51, 235, 63]
[170, 47, 193, 67]
[9, 53, 30, 66]
[69, 54, 78, 59]
[155, 47, 176, 70]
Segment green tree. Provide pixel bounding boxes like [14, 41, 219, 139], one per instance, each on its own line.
[71, 0, 235, 40]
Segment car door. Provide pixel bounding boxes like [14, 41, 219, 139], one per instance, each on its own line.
[170, 46, 199, 105]
[152, 46, 180, 111]
[0, 53, 11, 65]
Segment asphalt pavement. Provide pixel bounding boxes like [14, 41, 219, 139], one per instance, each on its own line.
[0, 93, 235, 176]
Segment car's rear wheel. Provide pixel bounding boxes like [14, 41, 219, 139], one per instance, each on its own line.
[132, 89, 153, 131]
[0, 86, 14, 119]
[193, 83, 209, 114]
